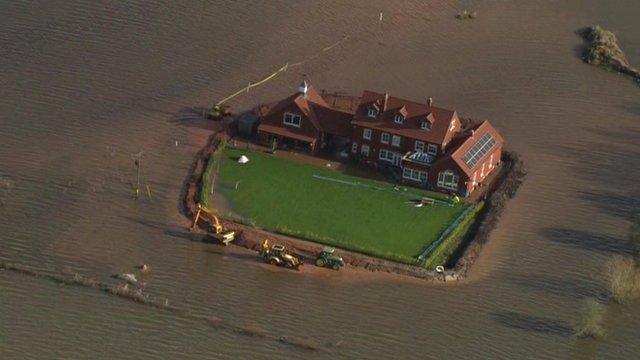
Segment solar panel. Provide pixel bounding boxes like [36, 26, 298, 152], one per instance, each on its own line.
[462, 133, 496, 168]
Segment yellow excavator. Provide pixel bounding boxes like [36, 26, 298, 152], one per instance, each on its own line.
[191, 203, 236, 245]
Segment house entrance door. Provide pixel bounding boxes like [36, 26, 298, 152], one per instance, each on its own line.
[392, 153, 401, 166]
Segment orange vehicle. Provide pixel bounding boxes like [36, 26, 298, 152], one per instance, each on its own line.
[261, 242, 302, 270]
[191, 203, 235, 245]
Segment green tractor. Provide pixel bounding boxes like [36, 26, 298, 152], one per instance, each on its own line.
[315, 247, 345, 270]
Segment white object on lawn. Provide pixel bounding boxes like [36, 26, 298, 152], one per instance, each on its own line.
[238, 155, 249, 164]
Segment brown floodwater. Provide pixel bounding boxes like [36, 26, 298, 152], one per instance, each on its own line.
[1, 0, 639, 358]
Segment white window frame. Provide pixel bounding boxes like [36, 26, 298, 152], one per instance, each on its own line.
[351, 142, 358, 153]
[283, 112, 301, 127]
[421, 121, 431, 130]
[426, 144, 438, 155]
[394, 114, 404, 124]
[363, 128, 372, 140]
[367, 107, 378, 117]
[379, 149, 390, 161]
[391, 135, 401, 147]
[379, 149, 396, 163]
[414, 141, 425, 152]
[380, 132, 390, 144]
[361, 144, 370, 156]
[437, 170, 459, 191]
[403, 168, 428, 182]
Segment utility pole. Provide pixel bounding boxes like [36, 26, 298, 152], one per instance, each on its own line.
[132, 151, 144, 199]
[379, 11, 384, 45]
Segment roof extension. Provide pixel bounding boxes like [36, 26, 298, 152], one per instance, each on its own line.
[448, 120, 504, 176]
[259, 84, 353, 138]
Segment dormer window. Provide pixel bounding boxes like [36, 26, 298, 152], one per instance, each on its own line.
[394, 114, 405, 124]
[422, 113, 435, 130]
[367, 107, 378, 118]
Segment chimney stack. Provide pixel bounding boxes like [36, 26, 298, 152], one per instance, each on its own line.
[298, 80, 309, 98]
[383, 93, 389, 111]
[427, 97, 433, 107]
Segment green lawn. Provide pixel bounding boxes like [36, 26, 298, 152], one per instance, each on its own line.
[214, 148, 467, 264]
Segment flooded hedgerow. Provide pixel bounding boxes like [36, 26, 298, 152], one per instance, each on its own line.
[574, 298, 606, 339]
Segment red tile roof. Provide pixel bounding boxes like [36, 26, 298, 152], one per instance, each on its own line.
[352, 90, 457, 145]
[309, 103, 353, 138]
[261, 84, 353, 138]
[320, 93, 361, 114]
[257, 124, 316, 143]
[448, 120, 504, 176]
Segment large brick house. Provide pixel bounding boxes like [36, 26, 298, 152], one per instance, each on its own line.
[351, 90, 462, 165]
[256, 81, 504, 196]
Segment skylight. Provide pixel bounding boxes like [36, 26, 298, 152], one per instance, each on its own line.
[407, 151, 435, 164]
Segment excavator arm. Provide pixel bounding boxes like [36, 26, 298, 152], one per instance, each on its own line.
[210, 214, 223, 234]
[191, 203, 222, 233]
[191, 203, 235, 245]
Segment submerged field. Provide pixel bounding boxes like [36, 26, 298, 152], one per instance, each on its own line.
[214, 148, 466, 263]
[4, 1, 640, 358]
